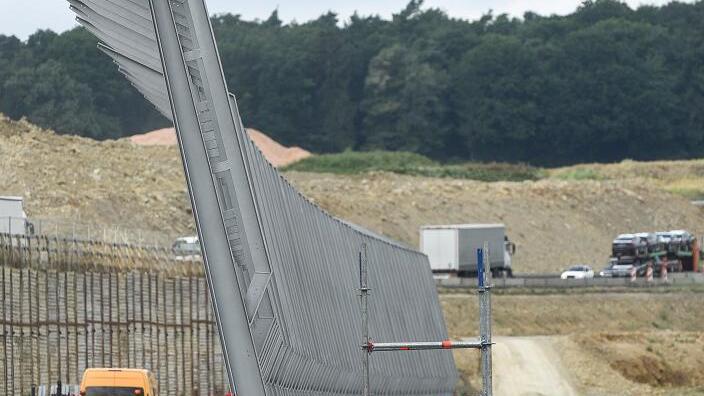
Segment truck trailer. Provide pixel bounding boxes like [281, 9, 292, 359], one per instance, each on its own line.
[605, 230, 701, 276]
[420, 224, 515, 277]
[0, 196, 31, 235]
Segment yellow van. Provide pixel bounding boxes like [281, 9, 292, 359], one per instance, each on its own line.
[80, 368, 158, 396]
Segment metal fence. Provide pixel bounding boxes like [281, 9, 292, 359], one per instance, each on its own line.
[0, 232, 200, 274]
[0, 216, 180, 248]
[0, 234, 228, 396]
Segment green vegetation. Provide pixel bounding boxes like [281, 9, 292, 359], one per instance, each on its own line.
[406, 162, 544, 182]
[284, 151, 543, 182]
[283, 150, 433, 174]
[663, 179, 704, 200]
[2, 1, 704, 165]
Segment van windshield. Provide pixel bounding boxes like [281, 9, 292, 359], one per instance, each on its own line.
[86, 387, 143, 396]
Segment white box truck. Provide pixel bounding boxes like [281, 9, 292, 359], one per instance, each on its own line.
[420, 224, 515, 277]
[0, 196, 30, 235]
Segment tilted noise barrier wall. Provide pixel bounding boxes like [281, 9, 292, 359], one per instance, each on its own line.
[68, 0, 457, 394]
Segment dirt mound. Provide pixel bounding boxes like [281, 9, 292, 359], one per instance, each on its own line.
[2, 115, 703, 272]
[129, 127, 177, 145]
[246, 129, 311, 167]
[612, 355, 688, 386]
[574, 331, 704, 391]
[129, 127, 311, 167]
[0, 115, 192, 237]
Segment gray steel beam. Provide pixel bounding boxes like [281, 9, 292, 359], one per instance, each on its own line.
[182, 0, 274, 322]
[148, 0, 265, 394]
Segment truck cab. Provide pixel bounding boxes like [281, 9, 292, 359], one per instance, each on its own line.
[80, 368, 158, 396]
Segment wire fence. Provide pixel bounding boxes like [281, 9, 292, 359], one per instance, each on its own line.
[0, 216, 182, 249]
[0, 229, 201, 274]
[0, 233, 229, 396]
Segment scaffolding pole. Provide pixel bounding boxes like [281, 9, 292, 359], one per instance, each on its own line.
[360, 242, 494, 395]
[359, 244, 370, 396]
[367, 339, 484, 352]
[478, 243, 493, 396]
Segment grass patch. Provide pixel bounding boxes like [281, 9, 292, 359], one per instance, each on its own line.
[283, 151, 543, 182]
[283, 150, 434, 174]
[404, 162, 544, 182]
[663, 178, 704, 200]
[552, 167, 604, 181]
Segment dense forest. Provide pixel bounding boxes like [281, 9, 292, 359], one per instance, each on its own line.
[1, 0, 703, 165]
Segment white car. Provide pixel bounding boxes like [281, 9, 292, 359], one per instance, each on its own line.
[561, 265, 594, 279]
[172, 236, 202, 261]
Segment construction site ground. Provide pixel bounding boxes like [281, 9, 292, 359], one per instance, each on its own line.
[4, 115, 704, 273]
[492, 336, 578, 396]
[3, 116, 704, 394]
[447, 288, 704, 395]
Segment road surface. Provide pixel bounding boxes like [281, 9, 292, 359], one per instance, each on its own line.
[493, 336, 578, 396]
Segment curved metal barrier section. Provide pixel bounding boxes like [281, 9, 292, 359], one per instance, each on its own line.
[67, 0, 457, 394]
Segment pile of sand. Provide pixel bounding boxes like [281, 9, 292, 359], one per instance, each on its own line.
[128, 128, 177, 145]
[129, 127, 311, 167]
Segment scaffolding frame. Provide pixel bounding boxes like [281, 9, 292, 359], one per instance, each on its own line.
[360, 242, 494, 396]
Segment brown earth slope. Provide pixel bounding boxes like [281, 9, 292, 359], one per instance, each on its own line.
[0, 116, 191, 237]
[444, 291, 704, 395]
[286, 172, 704, 273]
[1, 115, 703, 272]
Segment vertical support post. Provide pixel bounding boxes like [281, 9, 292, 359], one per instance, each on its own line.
[477, 243, 493, 396]
[359, 243, 370, 396]
[147, 1, 266, 394]
[56, 271, 62, 387]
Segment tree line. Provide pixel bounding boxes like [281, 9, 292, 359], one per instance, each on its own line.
[1, 0, 703, 166]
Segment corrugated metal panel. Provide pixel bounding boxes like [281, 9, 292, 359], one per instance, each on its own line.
[67, 0, 457, 394]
